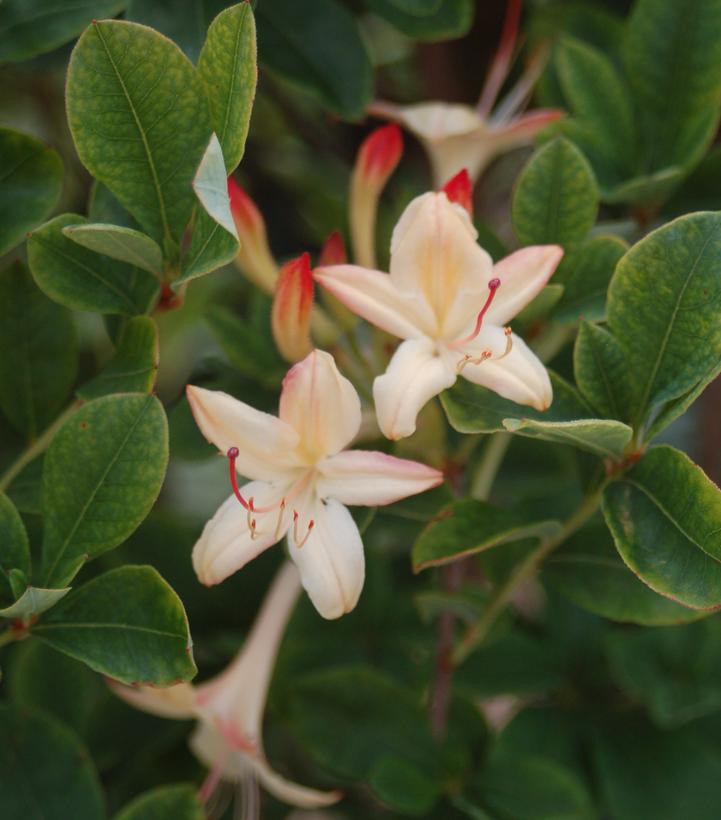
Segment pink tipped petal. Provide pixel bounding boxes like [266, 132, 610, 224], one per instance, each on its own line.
[288, 498, 365, 620]
[390, 193, 493, 329]
[314, 264, 435, 339]
[253, 757, 343, 809]
[478, 0, 522, 116]
[457, 326, 553, 410]
[374, 338, 457, 440]
[192, 484, 291, 586]
[317, 449, 443, 506]
[279, 350, 362, 459]
[485, 245, 564, 325]
[186, 385, 300, 480]
[495, 108, 564, 143]
[107, 680, 197, 719]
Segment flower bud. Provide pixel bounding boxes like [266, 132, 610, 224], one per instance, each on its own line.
[271, 253, 314, 362]
[228, 177, 278, 293]
[318, 231, 347, 266]
[349, 124, 403, 269]
[441, 169, 474, 217]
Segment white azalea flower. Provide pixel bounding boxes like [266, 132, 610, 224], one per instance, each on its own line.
[315, 192, 563, 440]
[186, 350, 443, 618]
[109, 562, 341, 812]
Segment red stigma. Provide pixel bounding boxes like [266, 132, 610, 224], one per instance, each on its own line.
[227, 447, 250, 510]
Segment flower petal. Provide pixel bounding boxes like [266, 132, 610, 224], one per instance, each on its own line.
[314, 264, 435, 339]
[186, 385, 300, 480]
[279, 350, 361, 459]
[253, 755, 343, 808]
[192, 483, 292, 586]
[317, 449, 443, 506]
[288, 498, 365, 619]
[389, 192, 493, 334]
[374, 338, 456, 440]
[485, 245, 564, 326]
[107, 680, 196, 719]
[453, 325, 552, 410]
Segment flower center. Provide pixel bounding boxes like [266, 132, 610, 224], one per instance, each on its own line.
[448, 277, 501, 348]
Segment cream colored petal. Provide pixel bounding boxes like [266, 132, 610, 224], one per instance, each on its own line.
[192, 483, 293, 586]
[288, 498, 365, 620]
[186, 385, 300, 480]
[373, 338, 456, 440]
[389, 192, 493, 330]
[107, 679, 197, 719]
[279, 350, 361, 460]
[314, 265, 435, 339]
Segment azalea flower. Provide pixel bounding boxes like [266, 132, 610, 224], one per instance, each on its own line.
[368, 0, 562, 186]
[186, 349, 443, 617]
[109, 561, 341, 813]
[315, 191, 563, 440]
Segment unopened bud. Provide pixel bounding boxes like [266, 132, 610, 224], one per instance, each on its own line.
[228, 177, 278, 293]
[349, 124, 403, 269]
[271, 253, 314, 362]
[318, 231, 347, 266]
[442, 169, 474, 218]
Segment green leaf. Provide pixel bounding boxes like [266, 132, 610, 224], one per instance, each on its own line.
[366, 0, 474, 41]
[0, 0, 126, 64]
[603, 166, 687, 207]
[553, 235, 627, 325]
[77, 316, 159, 400]
[0, 704, 104, 820]
[369, 754, 439, 816]
[0, 127, 63, 254]
[28, 214, 158, 315]
[66, 19, 212, 252]
[624, 0, 721, 172]
[33, 565, 195, 685]
[40, 393, 168, 587]
[603, 445, 721, 609]
[512, 137, 599, 248]
[197, 2, 257, 173]
[412, 499, 561, 572]
[256, 0, 372, 118]
[0, 262, 77, 439]
[63, 223, 163, 275]
[543, 525, 702, 626]
[88, 182, 137, 228]
[0, 586, 70, 620]
[386, 0, 443, 14]
[606, 212, 721, 430]
[573, 322, 634, 421]
[503, 417, 632, 460]
[0, 493, 30, 603]
[113, 784, 204, 820]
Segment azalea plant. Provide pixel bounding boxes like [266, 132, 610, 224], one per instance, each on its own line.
[4, 1, 721, 819]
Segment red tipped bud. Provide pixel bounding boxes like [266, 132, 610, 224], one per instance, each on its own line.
[271, 253, 314, 363]
[227, 177, 278, 293]
[355, 124, 403, 186]
[318, 231, 347, 267]
[228, 177, 263, 233]
[442, 169, 474, 217]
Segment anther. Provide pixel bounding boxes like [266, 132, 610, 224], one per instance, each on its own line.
[293, 511, 315, 548]
[457, 349, 492, 373]
[496, 326, 513, 360]
[227, 447, 250, 510]
[450, 278, 501, 347]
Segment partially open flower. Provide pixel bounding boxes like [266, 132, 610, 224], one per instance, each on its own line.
[368, 1, 562, 186]
[109, 562, 341, 813]
[315, 191, 563, 440]
[442, 169, 474, 217]
[228, 177, 278, 293]
[187, 350, 443, 617]
[272, 253, 314, 363]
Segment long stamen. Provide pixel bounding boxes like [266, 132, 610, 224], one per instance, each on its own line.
[457, 349, 492, 374]
[478, 0, 523, 116]
[246, 498, 258, 540]
[293, 510, 315, 548]
[496, 326, 514, 360]
[450, 278, 501, 347]
[227, 447, 250, 510]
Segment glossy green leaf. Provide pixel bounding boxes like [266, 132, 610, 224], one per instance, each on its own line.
[33, 565, 196, 685]
[0, 262, 77, 439]
[607, 212, 721, 429]
[512, 137, 599, 248]
[40, 393, 168, 587]
[77, 316, 159, 400]
[544, 526, 702, 626]
[197, 2, 257, 173]
[28, 214, 158, 315]
[386, 0, 442, 13]
[603, 445, 721, 609]
[256, 0, 372, 118]
[369, 755, 439, 816]
[88, 182, 137, 228]
[63, 223, 163, 275]
[0, 586, 70, 620]
[503, 417, 632, 460]
[0, 704, 104, 820]
[113, 784, 203, 820]
[0, 127, 63, 254]
[573, 322, 634, 422]
[66, 19, 212, 252]
[0, 493, 30, 604]
[603, 166, 686, 207]
[0, 0, 125, 64]
[412, 499, 561, 572]
[366, 0, 474, 41]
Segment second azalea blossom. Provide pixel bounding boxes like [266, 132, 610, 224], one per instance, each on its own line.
[187, 350, 443, 618]
[315, 191, 563, 440]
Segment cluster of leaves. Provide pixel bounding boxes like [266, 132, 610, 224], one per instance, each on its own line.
[4, 0, 721, 819]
